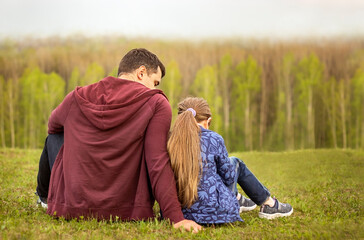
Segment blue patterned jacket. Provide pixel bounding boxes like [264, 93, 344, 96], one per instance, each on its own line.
[182, 126, 242, 224]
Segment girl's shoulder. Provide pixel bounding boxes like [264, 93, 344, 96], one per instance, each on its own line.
[200, 127, 225, 145]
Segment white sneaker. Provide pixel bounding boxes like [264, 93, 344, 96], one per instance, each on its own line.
[237, 193, 257, 212]
[258, 198, 293, 219]
[35, 193, 48, 209]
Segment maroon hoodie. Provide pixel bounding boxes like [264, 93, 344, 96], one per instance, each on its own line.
[46, 76, 184, 223]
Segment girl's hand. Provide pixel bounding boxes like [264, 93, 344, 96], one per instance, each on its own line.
[173, 219, 202, 233]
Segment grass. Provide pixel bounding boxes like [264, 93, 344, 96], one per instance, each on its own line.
[0, 148, 363, 239]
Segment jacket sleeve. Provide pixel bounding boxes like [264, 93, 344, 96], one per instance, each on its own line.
[215, 135, 236, 186]
[48, 91, 74, 134]
[144, 95, 185, 224]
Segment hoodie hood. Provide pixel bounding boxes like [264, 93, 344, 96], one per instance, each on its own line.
[74, 76, 166, 130]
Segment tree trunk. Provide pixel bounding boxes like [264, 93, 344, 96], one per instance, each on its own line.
[0, 109, 4, 148]
[307, 87, 315, 148]
[223, 94, 230, 148]
[339, 81, 347, 148]
[330, 83, 337, 148]
[361, 109, 364, 149]
[219, 58, 231, 148]
[259, 76, 267, 150]
[30, 89, 36, 149]
[285, 75, 294, 150]
[0, 79, 5, 148]
[360, 83, 364, 149]
[23, 114, 28, 149]
[355, 117, 359, 149]
[0, 104, 5, 148]
[7, 81, 15, 148]
[244, 92, 252, 151]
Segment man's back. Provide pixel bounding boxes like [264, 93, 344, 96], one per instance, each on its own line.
[46, 77, 181, 221]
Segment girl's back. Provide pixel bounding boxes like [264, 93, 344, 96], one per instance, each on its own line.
[181, 127, 242, 224]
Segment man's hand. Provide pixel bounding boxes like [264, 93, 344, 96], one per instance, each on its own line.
[173, 219, 202, 233]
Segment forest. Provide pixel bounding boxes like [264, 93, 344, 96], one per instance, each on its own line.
[0, 36, 363, 151]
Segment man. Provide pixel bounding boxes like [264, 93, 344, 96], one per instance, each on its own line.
[36, 48, 201, 233]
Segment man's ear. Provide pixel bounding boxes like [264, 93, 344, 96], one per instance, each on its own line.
[136, 65, 147, 80]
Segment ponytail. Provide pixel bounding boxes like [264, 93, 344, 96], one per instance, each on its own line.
[167, 110, 202, 208]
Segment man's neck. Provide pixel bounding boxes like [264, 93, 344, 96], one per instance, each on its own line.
[118, 73, 138, 82]
[118, 73, 148, 88]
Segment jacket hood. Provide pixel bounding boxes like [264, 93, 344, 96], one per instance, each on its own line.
[74, 76, 166, 130]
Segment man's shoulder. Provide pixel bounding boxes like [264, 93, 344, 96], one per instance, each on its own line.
[147, 92, 170, 107]
[149, 89, 168, 101]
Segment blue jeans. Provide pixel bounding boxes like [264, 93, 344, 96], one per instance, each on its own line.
[227, 157, 270, 206]
[36, 133, 64, 199]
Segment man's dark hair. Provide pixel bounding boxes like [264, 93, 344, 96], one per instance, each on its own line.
[117, 48, 165, 78]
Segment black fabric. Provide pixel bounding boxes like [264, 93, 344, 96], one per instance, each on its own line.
[36, 133, 64, 199]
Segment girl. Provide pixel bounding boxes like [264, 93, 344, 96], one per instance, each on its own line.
[168, 97, 293, 224]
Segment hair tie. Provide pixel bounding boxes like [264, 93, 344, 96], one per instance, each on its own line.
[186, 108, 196, 117]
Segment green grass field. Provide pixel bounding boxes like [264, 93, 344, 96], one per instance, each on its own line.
[1, 148, 363, 239]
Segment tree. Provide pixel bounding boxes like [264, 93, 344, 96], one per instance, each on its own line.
[271, 53, 296, 150]
[37, 72, 65, 145]
[20, 68, 43, 148]
[231, 56, 261, 151]
[295, 53, 324, 149]
[80, 62, 105, 86]
[218, 54, 233, 148]
[5, 78, 18, 148]
[350, 69, 364, 149]
[20, 68, 65, 148]
[190, 65, 223, 135]
[281, 54, 296, 150]
[338, 79, 350, 148]
[67, 67, 81, 93]
[0, 76, 5, 148]
[108, 66, 118, 78]
[160, 60, 182, 119]
[322, 77, 338, 148]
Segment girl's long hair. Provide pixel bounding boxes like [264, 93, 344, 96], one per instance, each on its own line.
[167, 97, 211, 208]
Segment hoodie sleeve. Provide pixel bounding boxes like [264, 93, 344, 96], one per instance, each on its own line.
[144, 95, 185, 224]
[48, 91, 74, 134]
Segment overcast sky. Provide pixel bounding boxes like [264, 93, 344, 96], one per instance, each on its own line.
[1, 0, 364, 40]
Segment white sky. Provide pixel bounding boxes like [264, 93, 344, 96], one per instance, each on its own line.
[0, 0, 364, 40]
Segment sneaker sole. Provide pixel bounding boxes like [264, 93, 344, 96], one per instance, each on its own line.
[40, 202, 48, 209]
[240, 204, 257, 213]
[258, 208, 293, 219]
[37, 199, 48, 209]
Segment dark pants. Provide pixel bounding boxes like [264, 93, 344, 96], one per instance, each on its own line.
[36, 133, 64, 200]
[227, 157, 271, 206]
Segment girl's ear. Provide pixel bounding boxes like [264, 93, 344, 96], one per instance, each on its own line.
[198, 119, 209, 129]
[207, 117, 212, 127]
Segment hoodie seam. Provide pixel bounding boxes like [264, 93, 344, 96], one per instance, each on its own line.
[97, 81, 106, 130]
[147, 94, 165, 114]
[63, 93, 76, 125]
